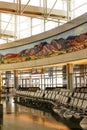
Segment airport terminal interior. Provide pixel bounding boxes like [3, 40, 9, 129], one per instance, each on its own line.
[0, 0, 87, 130]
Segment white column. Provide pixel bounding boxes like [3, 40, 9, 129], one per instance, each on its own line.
[67, 64, 73, 90]
[14, 70, 18, 89]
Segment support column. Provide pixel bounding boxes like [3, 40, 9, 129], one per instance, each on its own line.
[0, 72, 2, 102]
[6, 71, 11, 87]
[67, 64, 73, 90]
[63, 65, 67, 88]
[79, 65, 85, 87]
[0, 71, 3, 118]
[14, 70, 18, 89]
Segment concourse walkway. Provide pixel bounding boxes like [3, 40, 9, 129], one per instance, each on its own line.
[0, 96, 83, 130]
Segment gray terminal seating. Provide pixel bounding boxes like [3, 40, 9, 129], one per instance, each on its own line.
[14, 89, 87, 119]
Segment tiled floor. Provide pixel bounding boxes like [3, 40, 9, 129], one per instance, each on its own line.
[0, 97, 83, 130]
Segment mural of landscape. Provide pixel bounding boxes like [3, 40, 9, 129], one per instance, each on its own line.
[0, 32, 87, 64]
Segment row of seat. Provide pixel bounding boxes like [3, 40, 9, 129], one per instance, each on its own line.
[53, 91, 87, 119]
[14, 89, 87, 119]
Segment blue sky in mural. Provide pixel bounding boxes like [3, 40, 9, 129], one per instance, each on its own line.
[0, 23, 86, 55]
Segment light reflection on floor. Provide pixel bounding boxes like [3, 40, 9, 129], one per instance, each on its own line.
[0, 97, 83, 130]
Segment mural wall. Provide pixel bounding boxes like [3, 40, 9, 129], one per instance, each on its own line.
[0, 23, 87, 64]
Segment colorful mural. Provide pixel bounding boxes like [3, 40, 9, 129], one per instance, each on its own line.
[0, 32, 87, 64]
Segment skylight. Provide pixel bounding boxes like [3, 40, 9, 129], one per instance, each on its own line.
[0, 0, 87, 44]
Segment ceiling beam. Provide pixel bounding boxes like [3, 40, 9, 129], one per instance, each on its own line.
[0, 29, 17, 38]
[47, 0, 58, 19]
[0, 33, 16, 38]
[21, 0, 31, 14]
[0, 1, 69, 20]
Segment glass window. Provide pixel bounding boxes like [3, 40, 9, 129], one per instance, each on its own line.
[0, 0, 87, 44]
[45, 20, 58, 31]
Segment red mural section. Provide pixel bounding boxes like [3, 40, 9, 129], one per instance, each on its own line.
[0, 32, 87, 64]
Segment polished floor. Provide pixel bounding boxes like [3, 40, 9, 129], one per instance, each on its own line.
[0, 97, 83, 130]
